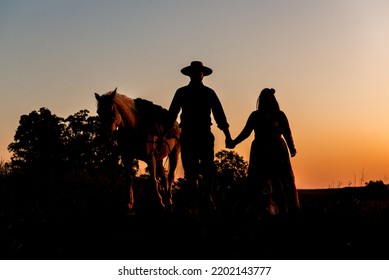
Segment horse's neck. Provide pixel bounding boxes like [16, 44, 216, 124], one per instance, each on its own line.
[115, 102, 137, 129]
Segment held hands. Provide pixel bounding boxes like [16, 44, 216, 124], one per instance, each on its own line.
[223, 129, 234, 149]
[225, 137, 236, 149]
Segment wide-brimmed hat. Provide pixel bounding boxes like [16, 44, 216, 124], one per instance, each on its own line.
[181, 61, 213, 76]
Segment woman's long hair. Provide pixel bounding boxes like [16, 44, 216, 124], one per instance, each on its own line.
[256, 88, 280, 113]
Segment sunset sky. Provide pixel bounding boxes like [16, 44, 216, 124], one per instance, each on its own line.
[1, 1, 389, 189]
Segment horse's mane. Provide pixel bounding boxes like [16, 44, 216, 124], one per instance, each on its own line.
[112, 92, 137, 127]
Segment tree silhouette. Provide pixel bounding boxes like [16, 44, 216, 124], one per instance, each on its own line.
[5, 108, 138, 221]
[7, 108, 131, 177]
[213, 150, 248, 211]
[63, 109, 122, 174]
[8, 108, 65, 174]
[364, 180, 388, 195]
[214, 149, 248, 187]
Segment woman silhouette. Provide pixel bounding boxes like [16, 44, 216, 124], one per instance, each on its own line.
[229, 88, 300, 216]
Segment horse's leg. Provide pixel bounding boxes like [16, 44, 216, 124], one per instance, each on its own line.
[156, 159, 169, 207]
[149, 156, 165, 208]
[167, 140, 180, 207]
[122, 155, 135, 211]
[127, 173, 135, 210]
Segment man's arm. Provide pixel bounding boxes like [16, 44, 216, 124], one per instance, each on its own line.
[159, 90, 181, 144]
[210, 91, 232, 147]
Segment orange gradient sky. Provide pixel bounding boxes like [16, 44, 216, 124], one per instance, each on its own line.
[1, 1, 389, 189]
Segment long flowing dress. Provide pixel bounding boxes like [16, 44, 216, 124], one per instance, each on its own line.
[235, 109, 300, 215]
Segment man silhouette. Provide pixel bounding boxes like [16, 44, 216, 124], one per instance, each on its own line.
[167, 61, 232, 210]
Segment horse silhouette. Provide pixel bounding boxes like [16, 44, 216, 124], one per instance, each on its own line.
[94, 88, 180, 210]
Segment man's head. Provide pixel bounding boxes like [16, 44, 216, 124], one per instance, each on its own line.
[181, 61, 212, 82]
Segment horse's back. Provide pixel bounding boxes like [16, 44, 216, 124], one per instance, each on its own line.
[134, 98, 178, 137]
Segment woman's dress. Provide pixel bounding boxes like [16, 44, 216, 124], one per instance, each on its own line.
[236, 110, 300, 215]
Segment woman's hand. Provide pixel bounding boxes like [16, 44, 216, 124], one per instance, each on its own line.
[290, 147, 297, 157]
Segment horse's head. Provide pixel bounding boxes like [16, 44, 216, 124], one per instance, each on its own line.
[94, 88, 123, 138]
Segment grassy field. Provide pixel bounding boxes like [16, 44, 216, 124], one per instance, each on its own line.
[1, 180, 388, 260]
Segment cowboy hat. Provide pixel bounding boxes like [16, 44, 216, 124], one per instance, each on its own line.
[181, 61, 213, 76]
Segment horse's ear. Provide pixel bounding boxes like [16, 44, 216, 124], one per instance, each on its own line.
[112, 87, 117, 95]
[94, 93, 100, 101]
